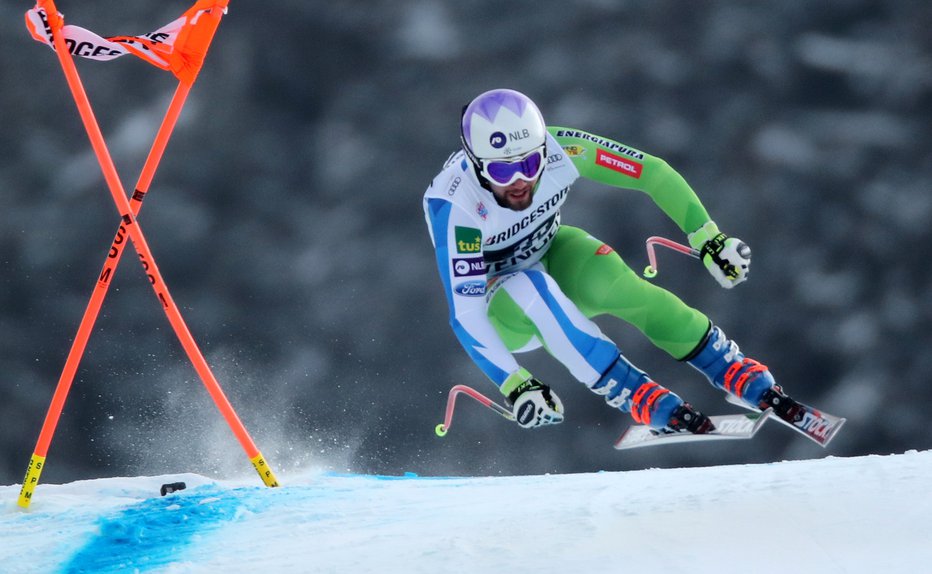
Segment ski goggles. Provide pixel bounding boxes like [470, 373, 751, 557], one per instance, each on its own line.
[477, 145, 546, 186]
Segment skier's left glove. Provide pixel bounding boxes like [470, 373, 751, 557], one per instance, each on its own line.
[505, 374, 564, 429]
[688, 221, 751, 289]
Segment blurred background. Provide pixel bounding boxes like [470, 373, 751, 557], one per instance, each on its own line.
[2, 0, 931, 486]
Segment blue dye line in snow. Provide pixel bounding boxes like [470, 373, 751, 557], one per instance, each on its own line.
[320, 471, 467, 481]
[59, 485, 261, 574]
[58, 472, 454, 572]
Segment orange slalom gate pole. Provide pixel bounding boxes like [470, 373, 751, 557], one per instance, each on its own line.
[18, 81, 192, 508]
[19, 1, 277, 508]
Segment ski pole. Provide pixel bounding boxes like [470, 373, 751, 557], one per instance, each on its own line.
[435, 384, 515, 437]
[642, 236, 699, 278]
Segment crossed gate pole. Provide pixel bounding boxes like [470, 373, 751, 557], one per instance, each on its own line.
[18, 0, 279, 508]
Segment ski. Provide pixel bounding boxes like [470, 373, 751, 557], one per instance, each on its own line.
[614, 410, 771, 450]
[724, 394, 846, 447]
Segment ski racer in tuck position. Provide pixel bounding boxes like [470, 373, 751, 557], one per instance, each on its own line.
[422, 88, 816, 440]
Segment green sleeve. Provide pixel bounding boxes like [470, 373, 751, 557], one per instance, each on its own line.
[549, 126, 710, 234]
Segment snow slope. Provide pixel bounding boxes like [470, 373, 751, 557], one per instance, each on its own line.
[2, 450, 929, 573]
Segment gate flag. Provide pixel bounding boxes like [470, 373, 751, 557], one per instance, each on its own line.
[25, 0, 228, 85]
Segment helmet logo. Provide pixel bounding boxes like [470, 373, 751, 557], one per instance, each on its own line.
[489, 131, 506, 149]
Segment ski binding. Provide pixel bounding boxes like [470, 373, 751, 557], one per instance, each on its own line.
[725, 394, 845, 447]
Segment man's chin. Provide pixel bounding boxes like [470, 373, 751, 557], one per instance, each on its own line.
[490, 178, 538, 210]
[505, 188, 533, 210]
[507, 197, 533, 211]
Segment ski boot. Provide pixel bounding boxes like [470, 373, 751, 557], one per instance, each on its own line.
[592, 354, 715, 434]
[686, 325, 846, 446]
[684, 324, 775, 409]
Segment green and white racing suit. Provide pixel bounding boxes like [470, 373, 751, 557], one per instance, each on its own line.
[423, 126, 712, 397]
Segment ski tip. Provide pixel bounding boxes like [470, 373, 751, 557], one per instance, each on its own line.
[816, 416, 847, 448]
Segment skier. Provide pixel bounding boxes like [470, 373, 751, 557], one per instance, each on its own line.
[422, 88, 805, 436]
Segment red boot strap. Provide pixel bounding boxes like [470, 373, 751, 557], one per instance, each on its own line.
[723, 361, 743, 394]
[639, 387, 670, 426]
[734, 362, 768, 399]
[630, 382, 658, 424]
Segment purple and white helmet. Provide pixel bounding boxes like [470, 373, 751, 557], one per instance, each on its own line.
[461, 89, 546, 161]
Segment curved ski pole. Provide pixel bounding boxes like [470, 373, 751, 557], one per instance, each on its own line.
[643, 236, 700, 278]
[435, 384, 514, 437]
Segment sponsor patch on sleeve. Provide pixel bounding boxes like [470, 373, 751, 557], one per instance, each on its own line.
[453, 280, 486, 297]
[562, 145, 586, 158]
[452, 256, 486, 277]
[595, 149, 643, 178]
[454, 226, 482, 254]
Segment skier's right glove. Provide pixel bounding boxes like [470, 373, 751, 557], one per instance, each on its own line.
[506, 377, 564, 429]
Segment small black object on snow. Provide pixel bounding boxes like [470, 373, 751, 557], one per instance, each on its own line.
[160, 481, 187, 496]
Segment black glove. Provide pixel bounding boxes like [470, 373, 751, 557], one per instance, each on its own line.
[507, 378, 564, 428]
[688, 221, 751, 289]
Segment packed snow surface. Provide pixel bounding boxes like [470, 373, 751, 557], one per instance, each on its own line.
[2, 450, 929, 573]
